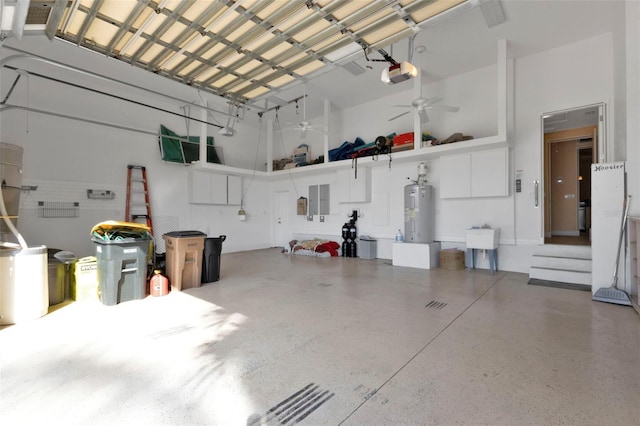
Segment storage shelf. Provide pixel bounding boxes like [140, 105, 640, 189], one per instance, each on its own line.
[191, 135, 507, 180]
[187, 39, 510, 182]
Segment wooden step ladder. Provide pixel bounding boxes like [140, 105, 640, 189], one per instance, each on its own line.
[125, 165, 153, 235]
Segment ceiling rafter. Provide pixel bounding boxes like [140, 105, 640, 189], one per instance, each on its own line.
[118, 0, 170, 57]
[167, 2, 280, 81]
[44, 0, 68, 40]
[359, 1, 437, 51]
[60, 0, 81, 34]
[230, 1, 412, 98]
[389, 1, 422, 31]
[175, 1, 305, 81]
[104, 0, 152, 56]
[74, 0, 105, 46]
[128, 0, 196, 67]
[145, 2, 226, 71]
[159, 0, 247, 74]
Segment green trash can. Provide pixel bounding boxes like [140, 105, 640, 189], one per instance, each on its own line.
[93, 237, 150, 306]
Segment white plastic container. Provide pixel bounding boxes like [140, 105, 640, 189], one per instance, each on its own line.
[0, 245, 49, 325]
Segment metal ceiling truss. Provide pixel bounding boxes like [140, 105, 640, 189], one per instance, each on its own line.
[41, 0, 468, 106]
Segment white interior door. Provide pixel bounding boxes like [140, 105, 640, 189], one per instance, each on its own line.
[272, 190, 290, 247]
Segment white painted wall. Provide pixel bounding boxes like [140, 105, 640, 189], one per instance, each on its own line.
[512, 33, 615, 249]
[0, 37, 270, 257]
[623, 0, 640, 293]
[273, 33, 620, 273]
[337, 64, 497, 144]
[625, 0, 640, 217]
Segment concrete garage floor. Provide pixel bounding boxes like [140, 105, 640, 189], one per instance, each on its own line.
[1, 248, 639, 425]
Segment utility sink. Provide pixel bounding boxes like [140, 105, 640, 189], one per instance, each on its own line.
[466, 228, 500, 249]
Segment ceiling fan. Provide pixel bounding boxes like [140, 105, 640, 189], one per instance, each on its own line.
[388, 46, 459, 123]
[281, 84, 327, 138]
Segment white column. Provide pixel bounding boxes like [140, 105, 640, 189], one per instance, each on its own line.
[497, 39, 507, 139]
[413, 57, 422, 150]
[323, 98, 330, 163]
[267, 119, 274, 172]
[199, 101, 208, 164]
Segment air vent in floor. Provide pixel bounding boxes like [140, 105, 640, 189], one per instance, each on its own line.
[425, 300, 447, 310]
[249, 383, 334, 425]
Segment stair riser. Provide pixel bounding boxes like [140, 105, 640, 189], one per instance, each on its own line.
[530, 257, 591, 271]
[532, 245, 591, 259]
[529, 267, 592, 285]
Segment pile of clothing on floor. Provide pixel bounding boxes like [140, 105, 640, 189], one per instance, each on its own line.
[282, 239, 340, 257]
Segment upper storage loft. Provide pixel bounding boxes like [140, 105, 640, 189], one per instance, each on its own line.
[193, 39, 509, 178]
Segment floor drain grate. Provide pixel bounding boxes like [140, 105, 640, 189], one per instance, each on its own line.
[249, 383, 334, 425]
[425, 300, 447, 310]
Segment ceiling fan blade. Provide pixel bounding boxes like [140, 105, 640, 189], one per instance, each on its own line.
[388, 110, 412, 121]
[424, 97, 443, 106]
[310, 127, 329, 135]
[392, 104, 413, 108]
[419, 109, 429, 123]
[435, 105, 460, 112]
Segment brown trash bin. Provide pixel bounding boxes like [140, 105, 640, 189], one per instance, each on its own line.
[162, 231, 206, 291]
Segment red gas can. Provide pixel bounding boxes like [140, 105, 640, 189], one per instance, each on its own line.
[150, 270, 169, 297]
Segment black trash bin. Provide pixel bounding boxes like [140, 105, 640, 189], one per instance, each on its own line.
[202, 235, 226, 283]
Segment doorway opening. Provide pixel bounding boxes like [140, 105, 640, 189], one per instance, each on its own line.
[271, 190, 290, 248]
[542, 104, 604, 246]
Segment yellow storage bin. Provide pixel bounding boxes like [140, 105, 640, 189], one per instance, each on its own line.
[70, 256, 99, 301]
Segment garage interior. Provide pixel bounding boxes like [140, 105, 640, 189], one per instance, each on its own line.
[1, 1, 640, 425]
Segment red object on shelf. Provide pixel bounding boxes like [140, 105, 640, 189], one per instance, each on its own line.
[393, 132, 414, 146]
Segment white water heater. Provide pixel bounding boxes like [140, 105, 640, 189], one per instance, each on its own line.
[404, 163, 434, 243]
[404, 183, 434, 243]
